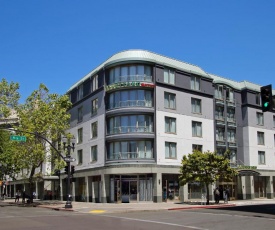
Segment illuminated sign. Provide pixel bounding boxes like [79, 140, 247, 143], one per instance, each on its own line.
[105, 82, 155, 91]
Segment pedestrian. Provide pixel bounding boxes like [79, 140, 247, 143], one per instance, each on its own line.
[22, 191, 26, 203]
[214, 187, 220, 204]
[15, 190, 20, 203]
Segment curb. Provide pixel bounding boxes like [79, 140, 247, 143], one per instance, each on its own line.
[168, 204, 236, 211]
[37, 205, 74, 211]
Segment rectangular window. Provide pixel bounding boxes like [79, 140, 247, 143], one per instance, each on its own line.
[258, 151, 265, 165]
[256, 112, 264, 125]
[165, 142, 177, 159]
[77, 149, 83, 165]
[191, 98, 201, 114]
[77, 128, 83, 144]
[257, 132, 265, 145]
[191, 76, 200, 91]
[227, 108, 235, 122]
[78, 84, 83, 100]
[227, 129, 236, 143]
[78, 106, 83, 122]
[91, 98, 98, 116]
[273, 116, 275, 127]
[164, 68, 175, 85]
[91, 145, 98, 162]
[165, 117, 176, 133]
[256, 93, 261, 106]
[226, 88, 234, 102]
[215, 85, 223, 99]
[92, 75, 98, 92]
[192, 121, 202, 137]
[164, 92, 176, 109]
[91, 121, 98, 138]
[192, 144, 203, 152]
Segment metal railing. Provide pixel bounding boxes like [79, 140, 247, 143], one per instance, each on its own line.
[109, 75, 153, 84]
[107, 126, 153, 135]
[107, 100, 153, 110]
[108, 152, 153, 160]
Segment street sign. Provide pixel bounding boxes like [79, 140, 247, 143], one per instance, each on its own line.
[10, 135, 27, 142]
[64, 157, 76, 162]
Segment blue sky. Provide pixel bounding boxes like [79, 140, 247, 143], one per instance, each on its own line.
[1, 0, 275, 102]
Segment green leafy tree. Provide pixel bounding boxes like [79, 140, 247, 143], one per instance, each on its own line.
[0, 78, 20, 119]
[16, 84, 71, 202]
[179, 150, 238, 205]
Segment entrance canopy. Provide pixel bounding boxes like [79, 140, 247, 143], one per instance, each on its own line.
[237, 169, 261, 176]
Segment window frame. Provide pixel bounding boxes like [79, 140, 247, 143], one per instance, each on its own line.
[91, 98, 98, 116]
[77, 128, 83, 144]
[165, 116, 176, 134]
[165, 142, 177, 159]
[192, 144, 203, 152]
[191, 76, 200, 91]
[256, 112, 264, 126]
[192, 121, 202, 137]
[77, 149, 83, 165]
[91, 121, 98, 139]
[191, 98, 202, 114]
[91, 145, 98, 162]
[258, 151, 265, 165]
[257, 131, 265, 145]
[77, 106, 83, 122]
[164, 68, 175, 85]
[164, 92, 176, 109]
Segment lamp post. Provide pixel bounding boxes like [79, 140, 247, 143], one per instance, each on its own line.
[62, 136, 76, 209]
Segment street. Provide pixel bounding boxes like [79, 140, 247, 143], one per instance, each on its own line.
[1, 204, 275, 230]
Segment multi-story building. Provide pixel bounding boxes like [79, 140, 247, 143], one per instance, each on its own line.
[8, 50, 275, 202]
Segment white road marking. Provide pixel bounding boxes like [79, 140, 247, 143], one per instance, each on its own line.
[101, 215, 209, 230]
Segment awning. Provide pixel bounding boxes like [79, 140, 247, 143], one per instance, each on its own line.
[237, 169, 261, 176]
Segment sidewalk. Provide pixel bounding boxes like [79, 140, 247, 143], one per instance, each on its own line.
[1, 198, 275, 214]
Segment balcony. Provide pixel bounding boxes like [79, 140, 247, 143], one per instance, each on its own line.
[216, 138, 226, 147]
[107, 100, 153, 110]
[107, 151, 153, 160]
[228, 140, 237, 148]
[227, 117, 237, 127]
[226, 99, 236, 107]
[215, 98, 225, 105]
[107, 126, 153, 135]
[215, 116, 225, 126]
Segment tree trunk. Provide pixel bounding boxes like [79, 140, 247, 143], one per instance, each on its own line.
[28, 166, 36, 203]
[206, 183, 210, 205]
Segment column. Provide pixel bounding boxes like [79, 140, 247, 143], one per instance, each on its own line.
[100, 174, 109, 203]
[85, 176, 89, 203]
[153, 173, 162, 203]
[266, 176, 273, 199]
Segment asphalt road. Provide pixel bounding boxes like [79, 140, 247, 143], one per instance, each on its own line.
[0, 204, 275, 230]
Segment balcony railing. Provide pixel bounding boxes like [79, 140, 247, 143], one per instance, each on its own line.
[228, 140, 237, 148]
[215, 116, 225, 126]
[107, 100, 153, 110]
[226, 99, 236, 107]
[107, 126, 153, 135]
[107, 152, 153, 160]
[216, 138, 226, 146]
[109, 75, 153, 84]
[215, 98, 225, 105]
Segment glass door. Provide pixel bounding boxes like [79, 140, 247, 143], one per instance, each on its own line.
[130, 181, 137, 202]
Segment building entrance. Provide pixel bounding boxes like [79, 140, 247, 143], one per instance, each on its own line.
[254, 176, 266, 198]
[121, 180, 137, 203]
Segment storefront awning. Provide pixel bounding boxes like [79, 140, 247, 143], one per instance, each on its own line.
[237, 169, 261, 176]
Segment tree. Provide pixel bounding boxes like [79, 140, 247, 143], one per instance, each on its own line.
[15, 84, 71, 202]
[179, 150, 238, 205]
[0, 78, 20, 119]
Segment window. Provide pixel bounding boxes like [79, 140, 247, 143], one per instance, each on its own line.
[191, 76, 200, 91]
[78, 107, 83, 122]
[257, 132, 265, 145]
[274, 134, 275, 146]
[192, 144, 202, 152]
[164, 92, 176, 109]
[78, 84, 83, 100]
[227, 108, 235, 122]
[164, 68, 175, 85]
[215, 85, 223, 99]
[165, 142, 177, 159]
[216, 128, 225, 141]
[215, 106, 224, 120]
[273, 116, 275, 127]
[227, 129, 236, 143]
[91, 145, 97, 162]
[77, 149, 83, 165]
[226, 88, 234, 102]
[192, 121, 202, 137]
[165, 117, 176, 133]
[258, 151, 265, 165]
[91, 98, 98, 115]
[256, 93, 261, 106]
[91, 121, 98, 138]
[77, 128, 83, 144]
[92, 75, 98, 92]
[256, 112, 264, 125]
[191, 98, 201, 114]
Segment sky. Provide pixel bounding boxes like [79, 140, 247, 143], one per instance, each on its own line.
[1, 0, 275, 102]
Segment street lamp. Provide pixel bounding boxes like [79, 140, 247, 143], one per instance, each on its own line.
[62, 136, 76, 209]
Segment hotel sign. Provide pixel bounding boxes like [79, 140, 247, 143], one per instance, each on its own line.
[105, 82, 155, 92]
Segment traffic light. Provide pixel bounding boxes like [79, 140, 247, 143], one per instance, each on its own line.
[64, 165, 68, 174]
[71, 165, 75, 175]
[260, 84, 273, 112]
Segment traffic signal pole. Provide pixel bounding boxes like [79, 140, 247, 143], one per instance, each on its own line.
[65, 161, 72, 209]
